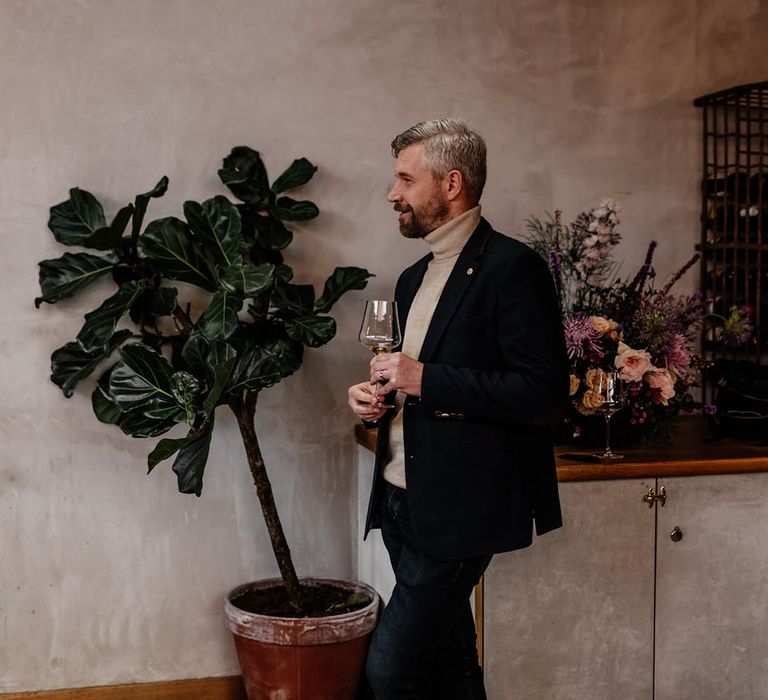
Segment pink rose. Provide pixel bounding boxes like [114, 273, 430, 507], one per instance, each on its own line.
[614, 343, 652, 383]
[646, 367, 676, 405]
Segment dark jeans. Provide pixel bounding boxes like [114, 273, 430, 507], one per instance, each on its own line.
[366, 482, 492, 700]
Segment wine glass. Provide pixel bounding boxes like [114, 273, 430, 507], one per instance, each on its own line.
[359, 300, 401, 406]
[592, 370, 626, 460]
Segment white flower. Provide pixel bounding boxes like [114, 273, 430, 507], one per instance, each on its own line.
[608, 212, 619, 224]
[583, 234, 599, 247]
[600, 198, 618, 211]
[588, 221, 599, 232]
[592, 207, 607, 219]
[595, 222, 612, 235]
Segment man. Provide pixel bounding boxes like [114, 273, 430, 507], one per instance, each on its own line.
[347, 119, 569, 699]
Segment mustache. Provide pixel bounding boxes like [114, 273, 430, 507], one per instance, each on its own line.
[393, 203, 412, 213]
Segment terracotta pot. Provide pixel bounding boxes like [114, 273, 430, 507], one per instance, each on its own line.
[225, 578, 380, 700]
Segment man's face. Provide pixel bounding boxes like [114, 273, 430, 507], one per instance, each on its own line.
[387, 144, 450, 239]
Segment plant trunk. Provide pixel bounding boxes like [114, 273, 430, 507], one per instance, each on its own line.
[231, 392, 303, 615]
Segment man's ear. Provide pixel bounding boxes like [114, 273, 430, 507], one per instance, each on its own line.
[444, 169, 464, 201]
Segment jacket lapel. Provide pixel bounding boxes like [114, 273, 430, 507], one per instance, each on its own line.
[395, 254, 430, 335]
[418, 218, 493, 363]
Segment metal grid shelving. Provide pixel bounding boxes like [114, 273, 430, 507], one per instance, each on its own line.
[695, 81, 768, 361]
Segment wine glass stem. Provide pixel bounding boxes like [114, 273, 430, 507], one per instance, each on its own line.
[604, 414, 612, 456]
[372, 347, 389, 400]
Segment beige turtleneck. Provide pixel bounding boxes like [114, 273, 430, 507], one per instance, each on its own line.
[382, 205, 482, 488]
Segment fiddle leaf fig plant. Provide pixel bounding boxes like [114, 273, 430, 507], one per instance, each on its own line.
[36, 147, 373, 613]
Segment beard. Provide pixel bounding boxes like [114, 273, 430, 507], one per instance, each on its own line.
[395, 195, 450, 239]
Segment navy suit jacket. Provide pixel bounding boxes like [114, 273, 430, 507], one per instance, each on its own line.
[363, 218, 570, 559]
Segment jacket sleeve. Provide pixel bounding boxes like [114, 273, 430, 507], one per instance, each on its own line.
[420, 249, 569, 426]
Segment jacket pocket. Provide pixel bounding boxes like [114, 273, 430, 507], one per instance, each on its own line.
[460, 439, 523, 472]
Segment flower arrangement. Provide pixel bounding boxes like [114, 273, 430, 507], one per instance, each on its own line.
[526, 200, 708, 444]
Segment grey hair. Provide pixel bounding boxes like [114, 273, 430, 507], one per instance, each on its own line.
[391, 118, 487, 203]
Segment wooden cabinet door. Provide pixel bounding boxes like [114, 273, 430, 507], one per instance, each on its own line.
[655, 474, 768, 700]
[484, 479, 656, 700]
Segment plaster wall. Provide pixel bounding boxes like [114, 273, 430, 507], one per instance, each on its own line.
[1, 0, 766, 692]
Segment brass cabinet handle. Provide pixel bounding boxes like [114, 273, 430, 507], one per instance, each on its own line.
[642, 485, 667, 508]
[670, 526, 683, 542]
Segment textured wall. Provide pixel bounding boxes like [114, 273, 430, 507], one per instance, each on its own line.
[1, 0, 766, 692]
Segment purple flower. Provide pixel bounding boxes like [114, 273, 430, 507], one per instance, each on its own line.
[666, 333, 692, 377]
[548, 248, 562, 278]
[563, 314, 604, 362]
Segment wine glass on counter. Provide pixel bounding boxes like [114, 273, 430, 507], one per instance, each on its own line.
[359, 300, 401, 407]
[592, 370, 626, 460]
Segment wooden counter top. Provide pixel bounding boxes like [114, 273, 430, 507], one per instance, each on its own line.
[354, 416, 768, 482]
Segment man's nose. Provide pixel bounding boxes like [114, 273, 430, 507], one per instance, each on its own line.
[387, 184, 400, 203]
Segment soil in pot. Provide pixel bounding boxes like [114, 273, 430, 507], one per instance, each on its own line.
[232, 581, 372, 617]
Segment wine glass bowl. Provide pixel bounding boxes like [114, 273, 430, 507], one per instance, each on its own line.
[359, 300, 401, 353]
[591, 370, 626, 460]
[359, 300, 401, 407]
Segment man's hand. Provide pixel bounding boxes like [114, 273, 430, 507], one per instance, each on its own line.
[348, 381, 388, 423]
[370, 352, 424, 397]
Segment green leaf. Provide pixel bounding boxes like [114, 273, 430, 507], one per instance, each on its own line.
[220, 263, 274, 296]
[82, 204, 135, 250]
[35, 252, 114, 307]
[181, 331, 210, 373]
[117, 410, 179, 438]
[172, 419, 215, 496]
[147, 432, 198, 473]
[92, 365, 123, 424]
[184, 196, 243, 268]
[264, 337, 304, 381]
[218, 147, 271, 206]
[151, 286, 178, 313]
[203, 341, 237, 415]
[140, 217, 216, 290]
[51, 329, 132, 398]
[271, 158, 317, 194]
[129, 286, 179, 326]
[227, 345, 280, 394]
[272, 281, 315, 315]
[284, 315, 337, 348]
[226, 334, 304, 396]
[48, 188, 107, 246]
[274, 264, 293, 282]
[315, 266, 374, 313]
[170, 371, 200, 424]
[252, 216, 293, 250]
[197, 289, 242, 340]
[109, 343, 178, 416]
[132, 176, 169, 243]
[93, 363, 179, 437]
[76, 281, 144, 353]
[270, 196, 319, 221]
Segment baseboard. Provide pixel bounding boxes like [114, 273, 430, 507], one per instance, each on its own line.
[0, 676, 246, 700]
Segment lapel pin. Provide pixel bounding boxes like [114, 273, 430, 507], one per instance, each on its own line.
[466, 267, 474, 276]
